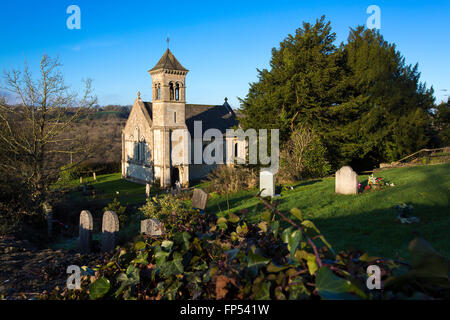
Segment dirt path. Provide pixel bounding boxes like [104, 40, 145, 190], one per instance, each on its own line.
[0, 236, 104, 299]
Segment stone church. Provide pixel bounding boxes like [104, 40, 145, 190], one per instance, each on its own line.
[121, 49, 244, 188]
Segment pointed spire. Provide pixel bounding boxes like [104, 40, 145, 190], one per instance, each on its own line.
[149, 49, 188, 73]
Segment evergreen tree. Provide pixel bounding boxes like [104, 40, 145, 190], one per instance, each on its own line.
[239, 16, 343, 144]
[239, 18, 435, 171]
[337, 27, 434, 168]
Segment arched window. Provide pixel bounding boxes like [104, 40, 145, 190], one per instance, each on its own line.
[234, 142, 238, 158]
[169, 82, 174, 100]
[175, 83, 180, 101]
[157, 84, 161, 100]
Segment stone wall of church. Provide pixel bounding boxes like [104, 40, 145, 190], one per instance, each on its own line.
[122, 99, 154, 183]
[124, 162, 153, 185]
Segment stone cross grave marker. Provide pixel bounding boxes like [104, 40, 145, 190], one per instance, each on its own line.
[78, 210, 93, 253]
[260, 170, 275, 197]
[192, 189, 209, 210]
[101, 211, 119, 252]
[335, 166, 358, 195]
[141, 219, 163, 236]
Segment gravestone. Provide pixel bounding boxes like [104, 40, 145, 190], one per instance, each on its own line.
[260, 170, 275, 197]
[335, 166, 358, 195]
[78, 210, 93, 254]
[80, 176, 83, 184]
[44, 204, 53, 237]
[101, 211, 119, 252]
[192, 189, 209, 210]
[145, 183, 151, 198]
[141, 219, 163, 236]
[93, 172, 96, 181]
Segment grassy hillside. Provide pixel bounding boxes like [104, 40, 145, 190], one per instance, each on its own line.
[59, 163, 450, 259]
[204, 163, 450, 259]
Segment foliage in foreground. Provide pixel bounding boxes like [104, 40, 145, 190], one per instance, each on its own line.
[39, 193, 449, 300]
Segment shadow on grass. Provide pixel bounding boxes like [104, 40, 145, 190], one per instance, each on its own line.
[304, 202, 450, 260]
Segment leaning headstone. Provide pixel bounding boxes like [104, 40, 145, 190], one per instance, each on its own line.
[335, 166, 358, 195]
[260, 170, 275, 197]
[141, 219, 163, 236]
[145, 183, 151, 198]
[101, 211, 119, 252]
[192, 189, 209, 210]
[78, 210, 93, 253]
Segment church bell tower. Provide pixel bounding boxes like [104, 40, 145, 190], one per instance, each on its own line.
[149, 49, 189, 188]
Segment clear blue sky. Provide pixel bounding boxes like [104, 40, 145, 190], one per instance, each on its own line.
[1, 0, 449, 108]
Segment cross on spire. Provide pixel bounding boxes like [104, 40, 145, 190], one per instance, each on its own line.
[166, 36, 170, 49]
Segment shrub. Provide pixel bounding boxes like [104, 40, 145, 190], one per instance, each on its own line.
[139, 194, 188, 221]
[206, 165, 258, 194]
[104, 198, 127, 226]
[139, 194, 200, 235]
[278, 126, 331, 183]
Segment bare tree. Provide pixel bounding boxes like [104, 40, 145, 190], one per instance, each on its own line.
[0, 54, 97, 213]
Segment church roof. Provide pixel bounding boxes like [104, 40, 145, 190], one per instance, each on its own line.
[140, 101, 239, 135]
[149, 49, 188, 72]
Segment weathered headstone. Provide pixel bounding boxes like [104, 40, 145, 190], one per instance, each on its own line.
[79, 176, 83, 184]
[192, 189, 209, 210]
[78, 210, 93, 253]
[141, 219, 163, 236]
[44, 203, 53, 237]
[335, 166, 358, 195]
[145, 183, 151, 198]
[93, 172, 96, 181]
[101, 211, 119, 252]
[260, 170, 275, 197]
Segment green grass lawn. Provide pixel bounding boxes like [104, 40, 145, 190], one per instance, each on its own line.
[56, 173, 148, 206]
[204, 163, 450, 259]
[58, 163, 450, 259]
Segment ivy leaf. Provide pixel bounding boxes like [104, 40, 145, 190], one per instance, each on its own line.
[228, 212, 240, 223]
[267, 262, 290, 273]
[182, 232, 191, 250]
[247, 251, 271, 269]
[217, 217, 228, 230]
[134, 241, 146, 251]
[270, 220, 280, 238]
[290, 208, 303, 221]
[253, 281, 271, 300]
[161, 240, 174, 252]
[132, 251, 149, 265]
[288, 230, 302, 257]
[89, 277, 111, 300]
[155, 250, 170, 266]
[295, 250, 318, 275]
[301, 220, 320, 234]
[315, 267, 360, 300]
[257, 221, 268, 233]
[281, 227, 293, 243]
[160, 252, 184, 277]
